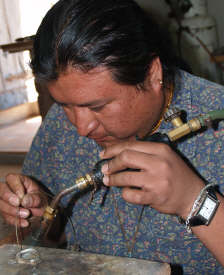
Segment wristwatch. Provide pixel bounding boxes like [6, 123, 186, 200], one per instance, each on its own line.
[188, 186, 220, 227]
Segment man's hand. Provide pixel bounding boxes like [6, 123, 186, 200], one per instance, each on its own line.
[101, 141, 204, 219]
[0, 174, 45, 227]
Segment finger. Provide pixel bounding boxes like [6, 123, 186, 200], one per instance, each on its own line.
[6, 174, 43, 209]
[103, 169, 147, 189]
[0, 182, 20, 207]
[3, 213, 29, 228]
[21, 193, 43, 209]
[101, 140, 171, 159]
[0, 198, 30, 219]
[103, 149, 159, 175]
[5, 174, 26, 200]
[22, 176, 40, 194]
[30, 207, 45, 217]
[121, 188, 154, 205]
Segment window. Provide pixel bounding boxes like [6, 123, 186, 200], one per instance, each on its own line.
[19, 0, 58, 103]
[0, 1, 58, 109]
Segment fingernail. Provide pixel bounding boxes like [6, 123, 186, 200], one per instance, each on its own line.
[16, 191, 24, 200]
[19, 209, 29, 219]
[21, 220, 29, 228]
[99, 150, 105, 158]
[9, 196, 20, 206]
[101, 163, 108, 174]
[103, 175, 109, 186]
[22, 196, 32, 208]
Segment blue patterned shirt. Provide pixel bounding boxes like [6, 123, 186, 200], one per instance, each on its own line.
[23, 70, 224, 274]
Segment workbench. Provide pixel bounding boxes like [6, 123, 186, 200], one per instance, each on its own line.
[0, 244, 171, 275]
[0, 214, 172, 274]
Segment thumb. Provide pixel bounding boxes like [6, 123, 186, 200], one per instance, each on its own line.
[21, 192, 43, 208]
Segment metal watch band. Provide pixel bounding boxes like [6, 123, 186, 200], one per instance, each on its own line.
[188, 187, 220, 227]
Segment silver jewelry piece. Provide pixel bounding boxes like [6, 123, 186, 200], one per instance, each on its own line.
[16, 248, 41, 265]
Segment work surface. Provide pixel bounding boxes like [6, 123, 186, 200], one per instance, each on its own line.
[0, 203, 171, 274]
[0, 244, 171, 275]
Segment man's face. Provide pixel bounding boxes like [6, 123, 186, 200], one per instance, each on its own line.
[48, 66, 163, 148]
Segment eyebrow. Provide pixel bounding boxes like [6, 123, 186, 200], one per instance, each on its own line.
[77, 98, 112, 107]
[57, 98, 111, 107]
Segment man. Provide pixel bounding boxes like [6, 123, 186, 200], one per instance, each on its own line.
[0, 0, 224, 273]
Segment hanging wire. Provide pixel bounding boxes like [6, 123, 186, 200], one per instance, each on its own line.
[15, 206, 23, 251]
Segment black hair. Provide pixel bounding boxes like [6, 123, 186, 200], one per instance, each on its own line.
[31, 0, 178, 89]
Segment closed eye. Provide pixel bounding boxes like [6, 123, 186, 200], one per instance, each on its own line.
[89, 105, 105, 112]
[59, 103, 67, 107]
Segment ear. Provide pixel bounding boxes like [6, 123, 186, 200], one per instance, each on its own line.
[145, 57, 163, 92]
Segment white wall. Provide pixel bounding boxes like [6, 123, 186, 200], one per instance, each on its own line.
[0, 0, 58, 109]
[135, 0, 224, 47]
[135, 0, 224, 83]
[207, 0, 224, 46]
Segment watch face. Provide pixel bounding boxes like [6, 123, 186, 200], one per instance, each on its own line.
[199, 196, 217, 220]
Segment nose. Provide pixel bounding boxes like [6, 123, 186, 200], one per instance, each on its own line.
[69, 107, 99, 137]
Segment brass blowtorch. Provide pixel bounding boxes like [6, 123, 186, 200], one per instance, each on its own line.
[35, 107, 224, 241]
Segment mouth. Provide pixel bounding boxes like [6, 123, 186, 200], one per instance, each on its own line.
[89, 135, 134, 147]
[89, 136, 108, 142]
[88, 135, 116, 145]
